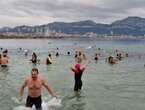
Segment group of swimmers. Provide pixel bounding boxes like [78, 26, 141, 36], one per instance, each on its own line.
[0, 47, 130, 68]
[106, 50, 129, 64]
[0, 47, 136, 110]
[29, 52, 53, 65]
[93, 49, 129, 64]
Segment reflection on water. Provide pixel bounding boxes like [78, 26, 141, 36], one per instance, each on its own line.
[62, 91, 86, 110]
[0, 67, 9, 80]
[0, 39, 145, 110]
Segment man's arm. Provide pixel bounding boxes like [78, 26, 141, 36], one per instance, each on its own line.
[19, 79, 27, 99]
[42, 80, 57, 98]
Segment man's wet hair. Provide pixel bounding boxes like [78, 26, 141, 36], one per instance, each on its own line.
[32, 68, 39, 74]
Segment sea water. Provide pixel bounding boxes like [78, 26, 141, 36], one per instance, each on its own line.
[0, 38, 145, 110]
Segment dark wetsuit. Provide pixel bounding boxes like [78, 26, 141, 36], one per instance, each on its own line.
[94, 57, 98, 61]
[31, 59, 37, 64]
[26, 96, 42, 110]
[1, 65, 7, 67]
[74, 70, 83, 91]
[31, 53, 37, 64]
[56, 52, 59, 57]
[46, 59, 51, 64]
[75, 54, 77, 58]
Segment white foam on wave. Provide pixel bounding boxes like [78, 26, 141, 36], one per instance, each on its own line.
[47, 97, 61, 107]
[11, 97, 25, 104]
[13, 98, 61, 110]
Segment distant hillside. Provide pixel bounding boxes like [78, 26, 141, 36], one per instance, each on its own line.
[1, 16, 145, 36]
[110, 17, 145, 36]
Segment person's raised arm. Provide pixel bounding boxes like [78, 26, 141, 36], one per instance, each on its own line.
[83, 61, 90, 68]
[81, 61, 91, 72]
[70, 67, 76, 73]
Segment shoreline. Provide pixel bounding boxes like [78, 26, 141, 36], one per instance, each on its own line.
[0, 35, 145, 41]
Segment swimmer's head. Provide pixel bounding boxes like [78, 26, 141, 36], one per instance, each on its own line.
[48, 53, 51, 57]
[31, 68, 39, 80]
[75, 63, 81, 70]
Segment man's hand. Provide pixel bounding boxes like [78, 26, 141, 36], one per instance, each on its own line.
[17, 96, 23, 102]
[52, 93, 58, 99]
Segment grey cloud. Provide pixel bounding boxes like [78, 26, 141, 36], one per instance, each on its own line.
[0, 0, 145, 26]
[11, 0, 125, 19]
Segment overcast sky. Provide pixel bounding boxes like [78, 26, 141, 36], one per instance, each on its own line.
[0, 0, 145, 27]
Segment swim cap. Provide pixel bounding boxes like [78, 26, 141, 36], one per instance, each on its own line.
[75, 63, 81, 70]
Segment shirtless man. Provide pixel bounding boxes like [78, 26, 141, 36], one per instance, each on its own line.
[1, 54, 8, 67]
[19, 68, 57, 110]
